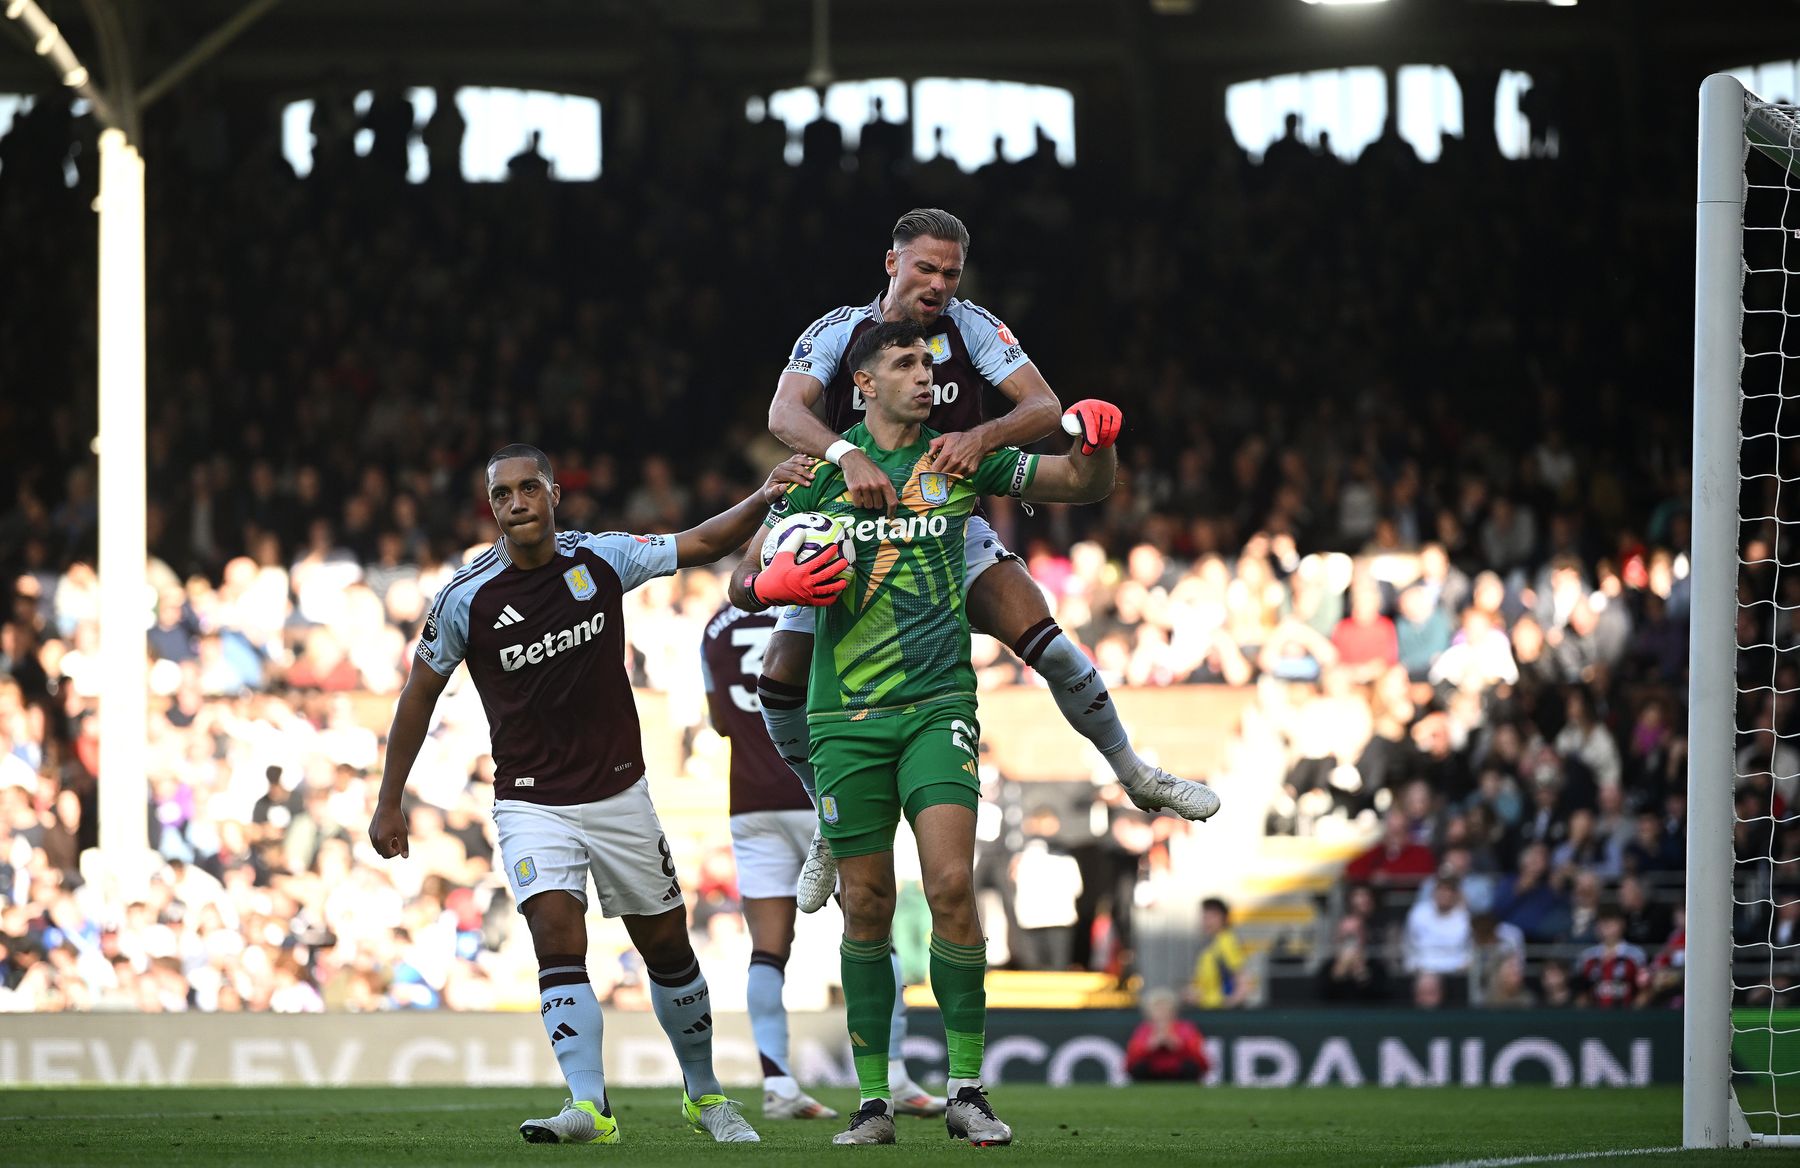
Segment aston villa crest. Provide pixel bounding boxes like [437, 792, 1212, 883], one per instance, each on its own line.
[564, 564, 597, 600]
[919, 472, 950, 506]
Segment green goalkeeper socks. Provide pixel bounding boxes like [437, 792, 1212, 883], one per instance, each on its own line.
[929, 933, 988, 1081]
[841, 935, 896, 1100]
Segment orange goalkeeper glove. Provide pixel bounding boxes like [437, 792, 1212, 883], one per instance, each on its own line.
[1061, 399, 1123, 456]
[748, 534, 849, 608]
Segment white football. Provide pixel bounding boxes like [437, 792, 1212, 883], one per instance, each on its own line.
[762, 511, 855, 579]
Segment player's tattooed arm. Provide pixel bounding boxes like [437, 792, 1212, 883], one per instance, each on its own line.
[672, 455, 815, 569]
[1021, 442, 1118, 505]
[770, 371, 898, 515]
[368, 660, 453, 860]
[767, 370, 838, 458]
[928, 363, 1062, 478]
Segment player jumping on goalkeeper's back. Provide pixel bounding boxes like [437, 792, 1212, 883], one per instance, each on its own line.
[732, 317, 1130, 1146]
[759, 206, 1220, 919]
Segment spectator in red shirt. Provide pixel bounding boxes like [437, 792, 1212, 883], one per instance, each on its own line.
[1332, 579, 1400, 683]
[1576, 907, 1649, 1008]
[1345, 812, 1439, 886]
[1126, 987, 1210, 1083]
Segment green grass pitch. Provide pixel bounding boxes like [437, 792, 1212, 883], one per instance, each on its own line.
[0, 1083, 1780, 1166]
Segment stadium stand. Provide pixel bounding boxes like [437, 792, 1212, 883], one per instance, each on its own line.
[0, 68, 1757, 1019]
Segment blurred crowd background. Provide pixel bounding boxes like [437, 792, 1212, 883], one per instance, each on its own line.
[0, 56, 1786, 1019]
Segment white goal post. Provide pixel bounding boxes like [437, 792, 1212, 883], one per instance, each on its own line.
[1689, 72, 1800, 1150]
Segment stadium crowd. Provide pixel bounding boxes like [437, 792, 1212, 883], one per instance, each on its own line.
[0, 69, 1777, 1016]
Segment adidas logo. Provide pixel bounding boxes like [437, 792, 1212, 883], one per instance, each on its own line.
[493, 604, 526, 629]
[682, 1012, 713, 1035]
[1084, 692, 1111, 715]
[550, 1022, 578, 1044]
[661, 881, 681, 902]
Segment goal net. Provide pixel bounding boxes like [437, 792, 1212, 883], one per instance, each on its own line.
[1691, 73, 1800, 1149]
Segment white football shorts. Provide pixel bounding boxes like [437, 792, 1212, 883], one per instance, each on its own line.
[772, 514, 1018, 635]
[727, 808, 818, 899]
[494, 777, 686, 918]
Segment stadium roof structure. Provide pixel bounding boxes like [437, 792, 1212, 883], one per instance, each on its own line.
[5, 0, 1800, 105]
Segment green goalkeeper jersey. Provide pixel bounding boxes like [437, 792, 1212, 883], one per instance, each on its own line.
[768, 423, 1039, 723]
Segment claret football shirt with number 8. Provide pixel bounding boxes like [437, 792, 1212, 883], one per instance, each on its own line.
[767, 423, 1038, 724]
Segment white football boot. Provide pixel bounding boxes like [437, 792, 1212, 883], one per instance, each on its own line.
[1121, 763, 1221, 822]
[796, 829, 838, 914]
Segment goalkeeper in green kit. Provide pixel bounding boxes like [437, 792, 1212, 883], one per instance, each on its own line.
[729, 318, 1123, 1147]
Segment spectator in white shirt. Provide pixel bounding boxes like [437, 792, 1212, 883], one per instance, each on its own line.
[1405, 873, 1473, 974]
[1428, 607, 1519, 692]
[1009, 807, 1085, 971]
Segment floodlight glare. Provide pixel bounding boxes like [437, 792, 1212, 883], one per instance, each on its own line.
[1299, 0, 1388, 6]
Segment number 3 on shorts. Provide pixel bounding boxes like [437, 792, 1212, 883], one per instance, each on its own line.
[949, 718, 977, 758]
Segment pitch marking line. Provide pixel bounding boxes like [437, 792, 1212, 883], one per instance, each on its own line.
[1411, 1149, 1686, 1168]
[0, 1103, 504, 1123]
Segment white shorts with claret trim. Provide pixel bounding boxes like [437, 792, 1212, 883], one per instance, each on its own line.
[772, 514, 1017, 635]
[493, 777, 686, 918]
[728, 808, 818, 899]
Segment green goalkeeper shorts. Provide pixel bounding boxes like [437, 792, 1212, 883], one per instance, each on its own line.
[810, 698, 982, 858]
